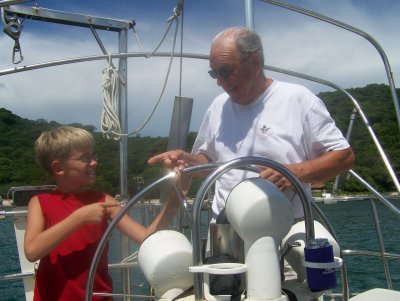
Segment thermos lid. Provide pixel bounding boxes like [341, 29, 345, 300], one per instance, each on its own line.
[306, 238, 330, 249]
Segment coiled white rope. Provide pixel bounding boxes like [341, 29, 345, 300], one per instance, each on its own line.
[101, 54, 126, 140]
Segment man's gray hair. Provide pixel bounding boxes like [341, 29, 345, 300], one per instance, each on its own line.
[214, 27, 264, 65]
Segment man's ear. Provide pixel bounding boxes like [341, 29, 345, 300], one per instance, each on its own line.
[51, 160, 65, 176]
[250, 53, 263, 75]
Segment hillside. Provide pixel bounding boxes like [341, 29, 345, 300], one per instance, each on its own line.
[0, 83, 398, 197]
[321, 84, 399, 192]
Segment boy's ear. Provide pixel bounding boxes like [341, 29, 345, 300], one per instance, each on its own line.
[51, 160, 65, 175]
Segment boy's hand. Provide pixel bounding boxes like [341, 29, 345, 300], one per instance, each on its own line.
[76, 201, 119, 224]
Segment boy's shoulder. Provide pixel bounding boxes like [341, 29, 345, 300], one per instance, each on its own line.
[35, 190, 106, 204]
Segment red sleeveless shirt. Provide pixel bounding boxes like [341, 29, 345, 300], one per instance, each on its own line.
[33, 190, 113, 301]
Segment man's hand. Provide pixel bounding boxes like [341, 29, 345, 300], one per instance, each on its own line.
[258, 162, 306, 192]
[258, 166, 292, 191]
[147, 150, 189, 173]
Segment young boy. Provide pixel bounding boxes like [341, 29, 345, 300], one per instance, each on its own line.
[24, 126, 180, 301]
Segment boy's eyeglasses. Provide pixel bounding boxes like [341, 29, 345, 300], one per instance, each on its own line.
[68, 153, 98, 163]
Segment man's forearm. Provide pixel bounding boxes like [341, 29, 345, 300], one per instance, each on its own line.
[290, 148, 355, 185]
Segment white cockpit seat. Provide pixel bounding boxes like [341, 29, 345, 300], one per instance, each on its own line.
[349, 288, 400, 301]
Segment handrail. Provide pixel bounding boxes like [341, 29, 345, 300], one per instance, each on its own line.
[0, 271, 34, 281]
[343, 250, 400, 260]
[0, 210, 27, 216]
[348, 169, 400, 217]
[370, 200, 392, 288]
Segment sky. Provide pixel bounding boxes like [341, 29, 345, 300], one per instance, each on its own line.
[0, 0, 399, 137]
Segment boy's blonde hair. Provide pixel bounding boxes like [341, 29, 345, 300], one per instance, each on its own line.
[35, 126, 94, 174]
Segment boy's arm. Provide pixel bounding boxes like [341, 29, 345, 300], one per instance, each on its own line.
[112, 192, 180, 244]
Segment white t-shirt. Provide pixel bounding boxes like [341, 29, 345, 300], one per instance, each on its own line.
[192, 79, 350, 218]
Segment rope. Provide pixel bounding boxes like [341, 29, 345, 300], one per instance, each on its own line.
[101, 54, 127, 140]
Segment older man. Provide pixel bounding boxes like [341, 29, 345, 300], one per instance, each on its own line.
[148, 27, 355, 220]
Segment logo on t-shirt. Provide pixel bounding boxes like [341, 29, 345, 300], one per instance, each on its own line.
[257, 124, 272, 137]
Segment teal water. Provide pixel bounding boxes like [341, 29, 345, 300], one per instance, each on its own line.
[318, 199, 400, 295]
[1, 199, 399, 300]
